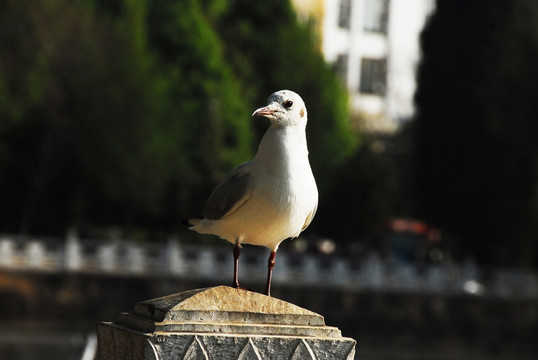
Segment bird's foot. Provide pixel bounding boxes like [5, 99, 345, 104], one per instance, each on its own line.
[231, 283, 256, 292]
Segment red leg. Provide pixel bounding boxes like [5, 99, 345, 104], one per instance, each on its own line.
[232, 241, 241, 288]
[264, 251, 276, 296]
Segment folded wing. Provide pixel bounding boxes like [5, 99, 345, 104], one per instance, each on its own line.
[203, 162, 254, 220]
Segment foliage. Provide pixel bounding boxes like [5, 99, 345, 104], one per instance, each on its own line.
[217, 0, 357, 181]
[0, 0, 358, 237]
[414, 0, 538, 266]
[216, 0, 359, 238]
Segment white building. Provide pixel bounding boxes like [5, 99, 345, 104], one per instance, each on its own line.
[294, 0, 435, 132]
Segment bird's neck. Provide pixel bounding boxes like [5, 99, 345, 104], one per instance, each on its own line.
[253, 126, 309, 174]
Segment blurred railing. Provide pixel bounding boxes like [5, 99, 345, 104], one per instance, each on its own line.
[0, 234, 537, 299]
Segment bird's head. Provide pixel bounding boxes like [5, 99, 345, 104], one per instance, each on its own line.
[252, 90, 307, 129]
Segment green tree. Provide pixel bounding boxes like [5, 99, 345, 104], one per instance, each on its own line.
[0, 0, 172, 233]
[215, 0, 360, 238]
[144, 0, 254, 225]
[0, 0, 357, 239]
[0, 0, 255, 235]
[217, 0, 358, 180]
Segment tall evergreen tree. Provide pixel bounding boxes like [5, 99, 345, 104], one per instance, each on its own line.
[415, 0, 538, 266]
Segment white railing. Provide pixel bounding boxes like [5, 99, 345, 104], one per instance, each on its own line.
[0, 234, 537, 299]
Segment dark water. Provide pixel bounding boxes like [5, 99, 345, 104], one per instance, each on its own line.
[0, 329, 93, 360]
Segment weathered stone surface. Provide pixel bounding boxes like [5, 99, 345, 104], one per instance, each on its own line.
[98, 328, 356, 360]
[134, 286, 325, 326]
[98, 286, 356, 360]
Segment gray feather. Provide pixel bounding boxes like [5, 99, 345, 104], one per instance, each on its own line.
[203, 162, 253, 220]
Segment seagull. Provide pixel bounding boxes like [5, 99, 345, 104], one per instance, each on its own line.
[188, 90, 318, 296]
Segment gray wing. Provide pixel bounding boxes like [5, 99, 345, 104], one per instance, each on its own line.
[203, 162, 254, 220]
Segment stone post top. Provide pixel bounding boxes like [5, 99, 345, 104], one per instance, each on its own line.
[135, 286, 323, 323]
[101, 286, 357, 360]
[117, 286, 343, 338]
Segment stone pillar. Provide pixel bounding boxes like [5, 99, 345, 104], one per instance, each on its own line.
[97, 286, 356, 360]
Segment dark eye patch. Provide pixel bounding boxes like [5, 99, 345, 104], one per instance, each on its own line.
[283, 100, 293, 108]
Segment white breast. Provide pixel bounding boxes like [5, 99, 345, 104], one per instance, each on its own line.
[192, 125, 318, 251]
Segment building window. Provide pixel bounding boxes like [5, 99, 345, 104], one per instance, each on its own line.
[363, 0, 389, 34]
[334, 54, 349, 85]
[359, 58, 386, 95]
[338, 0, 352, 29]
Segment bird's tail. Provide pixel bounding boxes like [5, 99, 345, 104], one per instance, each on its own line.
[181, 218, 200, 226]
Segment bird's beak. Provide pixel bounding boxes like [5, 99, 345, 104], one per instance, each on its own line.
[252, 105, 276, 118]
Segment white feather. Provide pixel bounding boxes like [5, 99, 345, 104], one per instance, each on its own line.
[190, 90, 318, 252]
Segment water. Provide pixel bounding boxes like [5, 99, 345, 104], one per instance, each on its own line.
[0, 329, 95, 360]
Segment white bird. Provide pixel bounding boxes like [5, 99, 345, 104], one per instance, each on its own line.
[188, 90, 318, 296]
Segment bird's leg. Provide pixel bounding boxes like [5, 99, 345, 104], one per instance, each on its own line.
[232, 240, 241, 288]
[264, 251, 276, 296]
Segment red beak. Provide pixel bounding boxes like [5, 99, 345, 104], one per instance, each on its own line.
[252, 106, 275, 118]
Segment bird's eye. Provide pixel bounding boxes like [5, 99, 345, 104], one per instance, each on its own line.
[283, 100, 293, 108]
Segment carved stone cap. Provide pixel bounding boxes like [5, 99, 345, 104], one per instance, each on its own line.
[117, 286, 342, 338]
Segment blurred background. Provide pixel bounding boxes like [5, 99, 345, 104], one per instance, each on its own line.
[1, 0, 537, 359]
